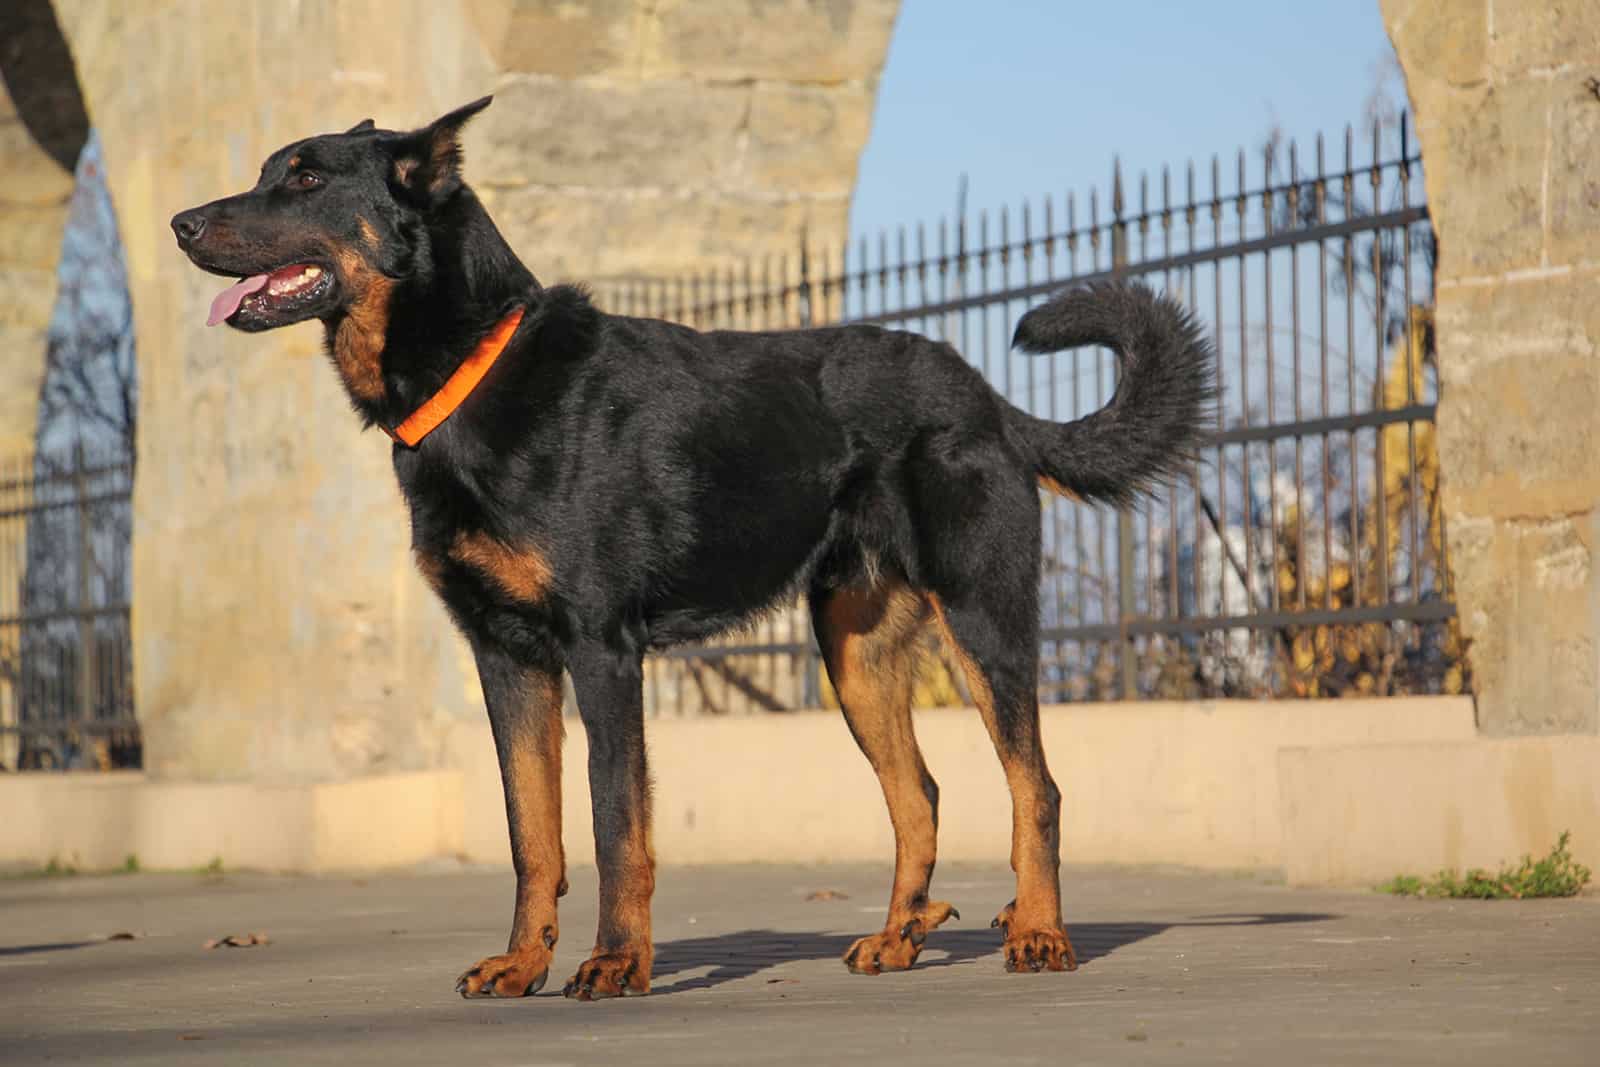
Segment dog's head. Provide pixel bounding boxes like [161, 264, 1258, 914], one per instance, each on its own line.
[171, 97, 491, 332]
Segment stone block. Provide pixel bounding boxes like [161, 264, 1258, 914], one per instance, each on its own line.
[745, 84, 875, 196]
[1446, 513, 1598, 736]
[1434, 274, 1600, 518]
[642, 0, 899, 84]
[332, 2, 500, 115]
[465, 0, 643, 78]
[1546, 84, 1600, 268]
[0, 205, 71, 273]
[1381, 0, 1489, 88]
[1487, 0, 1600, 77]
[488, 187, 846, 283]
[0, 264, 60, 329]
[0, 117, 77, 207]
[0, 324, 48, 455]
[1422, 79, 1550, 279]
[1438, 354, 1600, 517]
[477, 77, 749, 191]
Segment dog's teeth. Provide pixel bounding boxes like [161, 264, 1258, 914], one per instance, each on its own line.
[263, 267, 322, 298]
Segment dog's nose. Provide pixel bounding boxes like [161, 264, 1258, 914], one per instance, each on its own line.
[171, 211, 207, 245]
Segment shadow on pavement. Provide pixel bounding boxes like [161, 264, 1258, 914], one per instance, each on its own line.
[651, 912, 1337, 994]
[0, 940, 98, 957]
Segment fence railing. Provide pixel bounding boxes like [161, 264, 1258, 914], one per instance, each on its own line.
[0, 443, 138, 769]
[2, 119, 1456, 739]
[600, 113, 1463, 710]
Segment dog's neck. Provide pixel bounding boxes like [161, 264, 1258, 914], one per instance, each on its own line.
[322, 185, 540, 434]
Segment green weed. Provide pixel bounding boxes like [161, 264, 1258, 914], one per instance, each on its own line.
[1379, 831, 1592, 899]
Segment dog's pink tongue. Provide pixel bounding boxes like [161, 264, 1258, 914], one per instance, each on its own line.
[206, 274, 269, 327]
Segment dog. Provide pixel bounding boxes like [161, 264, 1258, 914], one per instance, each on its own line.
[172, 97, 1214, 1000]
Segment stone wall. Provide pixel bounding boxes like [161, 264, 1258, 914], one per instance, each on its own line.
[467, 0, 898, 282]
[1382, 0, 1600, 734]
[1, 2, 91, 456]
[0, 85, 72, 456]
[15, 0, 897, 782]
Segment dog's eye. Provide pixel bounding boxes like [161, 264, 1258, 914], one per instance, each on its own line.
[294, 171, 324, 190]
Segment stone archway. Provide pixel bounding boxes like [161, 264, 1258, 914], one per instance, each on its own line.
[0, 0, 88, 455]
[21, 0, 897, 784]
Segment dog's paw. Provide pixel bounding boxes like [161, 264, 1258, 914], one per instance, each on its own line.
[992, 901, 1077, 972]
[843, 900, 959, 975]
[455, 945, 553, 998]
[1002, 927, 1077, 972]
[562, 950, 651, 1000]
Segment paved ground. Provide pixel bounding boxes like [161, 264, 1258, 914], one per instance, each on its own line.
[1, 861, 1595, 1065]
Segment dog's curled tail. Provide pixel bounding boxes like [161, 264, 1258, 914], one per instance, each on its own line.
[1006, 280, 1216, 508]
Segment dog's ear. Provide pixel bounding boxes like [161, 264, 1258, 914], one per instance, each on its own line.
[389, 96, 492, 205]
[346, 118, 376, 134]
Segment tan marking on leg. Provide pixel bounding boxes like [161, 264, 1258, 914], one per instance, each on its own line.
[925, 595, 997, 742]
[459, 667, 566, 998]
[450, 530, 553, 604]
[817, 582, 955, 975]
[505, 669, 567, 944]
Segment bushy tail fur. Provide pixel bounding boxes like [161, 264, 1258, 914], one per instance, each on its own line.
[1007, 280, 1216, 507]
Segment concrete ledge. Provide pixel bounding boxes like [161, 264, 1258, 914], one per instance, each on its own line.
[451, 696, 1478, 869]
[1, 697, 1481, 877]
[0, 769, 460, 872]
[1279, 736, 1600, 886]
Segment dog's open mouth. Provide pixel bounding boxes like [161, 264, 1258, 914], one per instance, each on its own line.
[207, 262, 335, 327]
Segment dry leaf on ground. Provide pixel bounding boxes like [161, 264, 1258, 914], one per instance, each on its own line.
[203, 932, 270, 949]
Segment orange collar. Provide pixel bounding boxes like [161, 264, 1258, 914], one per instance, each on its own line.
[385, 306, 526, 447]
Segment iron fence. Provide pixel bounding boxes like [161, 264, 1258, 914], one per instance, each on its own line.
[0, 443, 138, 769]
[600, 114, 1462, 710]
[1, 119, 1455, 739]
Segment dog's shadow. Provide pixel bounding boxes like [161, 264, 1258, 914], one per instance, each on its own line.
[649, 912, 1336, 995]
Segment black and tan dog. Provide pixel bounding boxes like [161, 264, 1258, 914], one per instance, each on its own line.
[172, 98, 1214, 1000]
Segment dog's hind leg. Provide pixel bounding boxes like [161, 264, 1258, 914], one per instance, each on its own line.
[929, 588, 1077, 973]
[906, 429, 1077, 974]
[812, 581, 957, 975]
[563, 642, 655, 999]
[456, 644, 567, 997]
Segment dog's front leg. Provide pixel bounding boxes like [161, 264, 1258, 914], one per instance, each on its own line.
[456, 643, 567, 998]
[563, 642, 654, 999]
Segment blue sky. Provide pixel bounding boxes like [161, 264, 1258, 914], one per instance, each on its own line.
[850, 0, 1408, 241]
